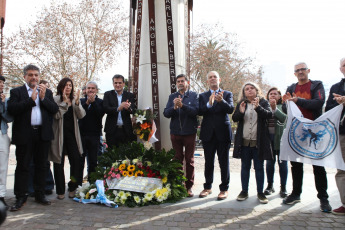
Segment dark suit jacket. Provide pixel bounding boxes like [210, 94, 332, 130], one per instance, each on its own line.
[198, 89, 234, 142]
[7, 85, 59, 145]
[103, 90, 136, 138]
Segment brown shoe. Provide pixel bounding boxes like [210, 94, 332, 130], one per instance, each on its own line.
[217, 191, 228, 200]
[69, 190, 76, 198]
[57, 194, 65, 200]
[199, 189, 212, 198]
[187, 189, 194, 198]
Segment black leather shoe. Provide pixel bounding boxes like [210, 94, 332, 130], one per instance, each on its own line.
[35, 195, 51, 206]
[0, 197, 9, 211]
[10, 197, 27, 212]
[45, 190, 53, 195]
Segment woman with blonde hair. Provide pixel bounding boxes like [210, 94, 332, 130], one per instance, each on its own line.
[49, 78, 85, 200]
[232, 82, 273, 204]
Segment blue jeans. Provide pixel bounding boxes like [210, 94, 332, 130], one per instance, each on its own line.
[241, 146, 264, 193]
[266, 151, 288, 186]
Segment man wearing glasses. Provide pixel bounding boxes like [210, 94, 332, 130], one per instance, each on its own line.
[282, 62, 331, 213]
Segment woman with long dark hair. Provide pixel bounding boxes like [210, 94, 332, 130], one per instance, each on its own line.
[232, 82, 273, 204]
[49, 78, 85, 200]
[264, 87, 288, 198]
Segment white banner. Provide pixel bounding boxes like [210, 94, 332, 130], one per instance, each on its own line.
[280, 101, 345, 170]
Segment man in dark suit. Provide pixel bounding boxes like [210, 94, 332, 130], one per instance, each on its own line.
[79, 81, 104, 181]
[198, 71, 234, 200]
[103, 74, 136, 148]
[7, 64, 58, 211]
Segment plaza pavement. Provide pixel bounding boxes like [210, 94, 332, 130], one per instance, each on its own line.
[1, 145, 345, 229]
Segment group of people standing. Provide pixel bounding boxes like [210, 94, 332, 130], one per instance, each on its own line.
[163, 59, 345, 216]
[0, 65, 135, 212]
[0, 58, 345, 216]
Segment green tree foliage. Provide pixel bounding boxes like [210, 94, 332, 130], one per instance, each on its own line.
[190, 23, 271, 102]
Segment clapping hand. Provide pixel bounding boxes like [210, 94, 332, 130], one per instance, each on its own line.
[269, 99, 277, 110]
[173, 95, 183, 109]
[252, 97, 259, 109]
[209, 92, 215, 106]
[333, 93, 345, 105]
[215, 91, 224, 102]
[38, 83, 47, 100]
[0, 92, 5, 102]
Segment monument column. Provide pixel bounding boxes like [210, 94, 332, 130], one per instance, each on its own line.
[135, 0, 189, 149]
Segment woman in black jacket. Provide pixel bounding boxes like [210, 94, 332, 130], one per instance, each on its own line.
[232, 82, 273, 204]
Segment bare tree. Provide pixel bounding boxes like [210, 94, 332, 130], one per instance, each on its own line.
[190, 23, 270, 102]
[3, 0, 128, 89]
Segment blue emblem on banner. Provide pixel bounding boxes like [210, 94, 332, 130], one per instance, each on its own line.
[288, 118, 338, 159]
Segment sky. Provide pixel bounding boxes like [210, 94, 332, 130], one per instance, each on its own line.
[4, 0, 345, 93]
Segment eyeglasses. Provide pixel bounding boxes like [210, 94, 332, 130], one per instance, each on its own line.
[294, 68, 308, 73]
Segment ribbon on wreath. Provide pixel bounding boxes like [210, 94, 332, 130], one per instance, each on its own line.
[73, 180, 118, 208]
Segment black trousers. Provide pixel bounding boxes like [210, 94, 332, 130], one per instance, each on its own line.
[290, 161, 329, 199]
[53, 135, 83, 195]
[106, 128, 130, 148]
[14, 127, 50, 198]
[81, 135, 100, 181]
[202, 135, 231, 191]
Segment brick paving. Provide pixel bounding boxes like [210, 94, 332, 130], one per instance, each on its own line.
[2, 146, 344, 229]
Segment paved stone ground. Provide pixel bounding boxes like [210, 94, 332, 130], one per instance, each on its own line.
[2, 146, 344, 229]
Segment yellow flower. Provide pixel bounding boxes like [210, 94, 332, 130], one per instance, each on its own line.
[162, 176, 168, 183]
[128, 171, 134, 177]
[85, 192, 90, 199]
[122, 171, 128, 177]
[119, 164, 126, 171]
[135, 170, 144, 177]
[136, 130, 141, 135]
[127, 165, 135, 172]
[155, 189, 162, 198]
[139, 134, 144, 139]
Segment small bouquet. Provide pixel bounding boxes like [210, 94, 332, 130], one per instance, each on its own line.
[133, 108, 158, 148]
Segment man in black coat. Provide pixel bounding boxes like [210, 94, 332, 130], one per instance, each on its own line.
[198, 71, 234, 200]
[325, 57, 345, 215]
[7, 64, 58, 211]
[103, 74, 136, 148]
[79, 81, 104, 181]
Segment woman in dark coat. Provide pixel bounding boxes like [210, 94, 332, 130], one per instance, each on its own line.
[232, 82, 273, 204]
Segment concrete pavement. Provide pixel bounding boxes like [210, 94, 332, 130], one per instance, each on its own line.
[1, 146, 345, 229]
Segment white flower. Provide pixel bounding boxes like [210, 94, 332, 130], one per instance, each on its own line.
[145, 161, 152, 167]
[112, 162, 119, 168]
[136, 114, 146, 124]
[79, 192, 86, 198]
[118, 191, 125, 197]
[125, 192, 131, 197]
[113, 190, 118, 196]
[114, 197, 120, 203]
[132, 159, 139, 164]
[162, 193, 168, 200]
[134, 196, 141, 204]
[122, 160, 129, 165]
[144, 142, 152, 150]
[90, 195, 95, 199]
[120, 197, 127, 204]
[144, 192, 153, 201]
[156, 196, 164, 202]
[142, 198, 148, 203]
[89, 188, 97, 194]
